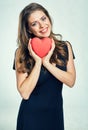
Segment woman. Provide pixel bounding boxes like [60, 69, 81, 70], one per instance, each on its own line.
[13, 2, 76, 130]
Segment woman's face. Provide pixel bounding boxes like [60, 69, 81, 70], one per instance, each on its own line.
[28, 10, 52, 38]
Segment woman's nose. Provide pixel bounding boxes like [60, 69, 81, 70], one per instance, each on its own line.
[39, 21, 45, 28]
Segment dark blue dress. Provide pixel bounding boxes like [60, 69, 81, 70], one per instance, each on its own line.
[16, 64, 66, 130]
[13, 42, 75, 130]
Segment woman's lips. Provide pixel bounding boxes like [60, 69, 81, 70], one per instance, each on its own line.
[40, 27, 48, 33]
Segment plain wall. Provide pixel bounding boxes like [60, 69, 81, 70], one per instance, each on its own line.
[0, 0, 88, 130]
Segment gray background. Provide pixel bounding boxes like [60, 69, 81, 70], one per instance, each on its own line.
[0, 0, 88, 130]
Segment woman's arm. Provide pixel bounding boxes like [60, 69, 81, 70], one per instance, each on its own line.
[15, 47, 42, 100]
[43, 41, 76, 87]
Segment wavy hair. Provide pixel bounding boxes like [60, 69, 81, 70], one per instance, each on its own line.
[16, 3, 68, 74]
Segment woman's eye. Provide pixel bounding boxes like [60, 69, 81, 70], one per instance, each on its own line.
[41, 16, 46, 21]
[31, 22, 36, 26]
[31, 21, 38, 26]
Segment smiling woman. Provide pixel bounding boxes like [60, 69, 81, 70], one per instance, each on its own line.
[13, 2, 76, 130]
[28, 10, 52, 37]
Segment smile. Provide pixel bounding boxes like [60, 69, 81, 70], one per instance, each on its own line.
[40, 27, 48, 33]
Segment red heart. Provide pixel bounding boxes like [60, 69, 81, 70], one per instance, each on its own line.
[30, 37, 52, 58]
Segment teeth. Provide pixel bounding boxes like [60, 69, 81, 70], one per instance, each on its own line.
[41, 28, 47, 33]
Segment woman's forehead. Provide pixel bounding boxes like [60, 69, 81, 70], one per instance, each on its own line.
[28, 10, 46, 22]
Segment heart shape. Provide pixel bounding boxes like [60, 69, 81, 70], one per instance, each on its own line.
[30, 37, 52, 58]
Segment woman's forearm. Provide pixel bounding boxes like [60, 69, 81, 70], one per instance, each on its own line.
[18, 61, 42, 99]
[43, 62, 76, 87]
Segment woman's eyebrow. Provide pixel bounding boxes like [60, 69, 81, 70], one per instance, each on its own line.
[30, 15, 46, 25]
[40, 15, 46, 19]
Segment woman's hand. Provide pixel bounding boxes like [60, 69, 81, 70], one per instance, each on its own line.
[28, 39, 42, 64]
[42, 39, 55, 66]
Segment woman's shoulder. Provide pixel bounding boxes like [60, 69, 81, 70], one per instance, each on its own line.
[13, 47, 21, 70]
[14, 47, 21, 59]
[58, 40, 75, 59]
[64, 40, 75, 59]
[59, 40, 71, 46]
[59, 40, 69, 52]
[59, 40, 73, 51]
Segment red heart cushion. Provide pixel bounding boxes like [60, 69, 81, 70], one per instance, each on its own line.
[31, 37, 52, 58]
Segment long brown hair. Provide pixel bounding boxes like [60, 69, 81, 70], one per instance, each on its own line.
[17, 3, 68, 74]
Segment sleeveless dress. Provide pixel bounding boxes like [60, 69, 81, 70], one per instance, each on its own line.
[13, 42, 74, 130]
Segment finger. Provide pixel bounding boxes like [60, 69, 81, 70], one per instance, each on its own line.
[28, 39, 33, 56]
[28, 38, 32, 44]
[50, 44, 55, 54]
[51, 38, 54, 44]
[29, 43, 37, 56]
[51, 38, 55, 48]
[28, 39, 32, 48]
